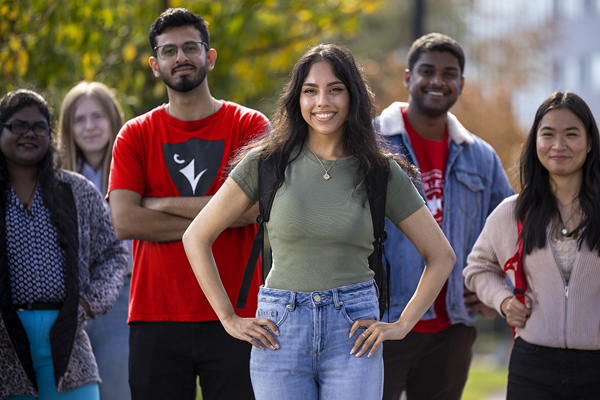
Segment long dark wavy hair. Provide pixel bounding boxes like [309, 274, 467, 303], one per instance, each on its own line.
[516, 91, 600, 255]
[0, 90, 64, 240]
[233, 44, 417, 203]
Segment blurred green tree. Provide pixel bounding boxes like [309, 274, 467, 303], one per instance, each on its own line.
[0, 0, 382, 118]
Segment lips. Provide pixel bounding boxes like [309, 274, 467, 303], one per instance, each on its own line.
[82, 133, 103, 141]
[313, 112, 336, 121]
[425, 90, 445, 97]
[17, 141, 38, 149]
[172, 64, 195, 74]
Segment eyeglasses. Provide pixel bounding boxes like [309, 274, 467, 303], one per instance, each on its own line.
[154, 41, 208, 60]
[1, 122, 51, 137]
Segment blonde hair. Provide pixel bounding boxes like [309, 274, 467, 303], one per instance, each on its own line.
[57, 81, 124, 194]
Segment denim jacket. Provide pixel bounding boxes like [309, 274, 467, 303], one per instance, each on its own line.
[377, 102, 514, 326]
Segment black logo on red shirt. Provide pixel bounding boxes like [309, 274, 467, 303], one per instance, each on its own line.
[162, 138, 225, 196]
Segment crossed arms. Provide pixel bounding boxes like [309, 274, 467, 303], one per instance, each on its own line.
[109, 189, 259, 242]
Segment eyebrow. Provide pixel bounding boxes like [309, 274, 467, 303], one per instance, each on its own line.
[13, 119, 48, 125]
[539, 125, 581, 131]
[302, 81, 344, 87]
[417, 63, 459, 71]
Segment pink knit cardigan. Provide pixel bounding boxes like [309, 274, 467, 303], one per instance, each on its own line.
[464, 195, 600, 350]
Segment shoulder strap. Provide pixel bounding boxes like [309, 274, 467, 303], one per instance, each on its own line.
[502, 211, 527, 339]
[503, 219, 527, 303]
[368, 165, 390, 319]
[236, 156, 277, 309]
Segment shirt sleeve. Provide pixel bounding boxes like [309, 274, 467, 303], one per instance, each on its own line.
[229, 147, 261, 204]
[385, 159, 426, 225]
[240, 110, 269, 144]
[107, 120, 146, 198]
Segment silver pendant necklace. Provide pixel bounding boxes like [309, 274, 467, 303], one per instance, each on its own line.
[561, 204, 579, 236]
[306, 145, 343, 180]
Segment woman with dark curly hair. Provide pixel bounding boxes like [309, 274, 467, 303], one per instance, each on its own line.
[183, 44, 455, 399]
[0, 89, 128, 400]
[465, 91, 600, 399]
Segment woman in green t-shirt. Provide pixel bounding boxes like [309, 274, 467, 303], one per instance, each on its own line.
[183, 44, 455, 399]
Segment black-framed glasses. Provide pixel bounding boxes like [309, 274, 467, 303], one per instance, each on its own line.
[1, 122, 51, 137]
[154, 41, 208, 60]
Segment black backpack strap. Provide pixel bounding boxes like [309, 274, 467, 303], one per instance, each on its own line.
[367, 165, 390, 319]
[236, 156, 277, 309]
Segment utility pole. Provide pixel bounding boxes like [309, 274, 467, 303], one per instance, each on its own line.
[413, 0, 426, 41]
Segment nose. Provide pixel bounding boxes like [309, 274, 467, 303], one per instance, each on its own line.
[174, 46, 189, 63]
[553, 135, 567, 149]
[22, 127, 36, 138]
[430, 72, 444, 86]
[85, 117, 95, 131]
[316, 91, 330, 107]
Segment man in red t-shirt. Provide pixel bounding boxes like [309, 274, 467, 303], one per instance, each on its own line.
[377, 33, 514, 400]
[108, 8, 268, 400]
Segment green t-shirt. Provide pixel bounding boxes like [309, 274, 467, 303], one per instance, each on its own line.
[230, 146, 425, 292]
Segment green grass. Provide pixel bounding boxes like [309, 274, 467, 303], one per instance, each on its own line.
[461, 359, 508, 400]
[195, 377, 203, 400]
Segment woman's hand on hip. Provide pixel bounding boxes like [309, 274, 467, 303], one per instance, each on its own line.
[349, 319, 410, 358]
[222, 314, 280, 350]
[501, 295, 532, 328]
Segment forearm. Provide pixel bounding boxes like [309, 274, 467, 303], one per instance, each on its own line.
[142, 196, 212, 219]
[117, 207, 192, 241]
[110, 190, 193, 242]
[183, 237, 237, 322]
[181, 177, 256, 321]
[143, 196, 259, 227]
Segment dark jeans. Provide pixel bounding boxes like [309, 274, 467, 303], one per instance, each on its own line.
[382, 323, 476, 400]
[129, 320, 254, 400]
[508, 337, 600, 400]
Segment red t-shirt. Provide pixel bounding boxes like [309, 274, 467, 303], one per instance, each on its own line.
[108, 102, 269, 323]
[402, 106, 452, 333]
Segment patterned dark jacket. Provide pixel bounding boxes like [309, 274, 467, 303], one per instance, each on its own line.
[0, 170, 128, 399]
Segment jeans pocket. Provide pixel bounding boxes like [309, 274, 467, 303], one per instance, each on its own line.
[341, 296, 379, 326]
[256, 304, 289, 328]
[514, 338, 540, 355]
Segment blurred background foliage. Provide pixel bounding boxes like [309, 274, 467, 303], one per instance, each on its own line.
[0, 0, 523, 184]
[1, 0, 386, 118]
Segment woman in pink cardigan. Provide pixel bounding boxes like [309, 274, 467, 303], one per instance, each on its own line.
[464, 91, 600, 400]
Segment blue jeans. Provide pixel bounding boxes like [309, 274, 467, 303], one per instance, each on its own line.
[250, 280, 383, 400]
[85, 279, 131, 400]
[8, 310, 99, 400]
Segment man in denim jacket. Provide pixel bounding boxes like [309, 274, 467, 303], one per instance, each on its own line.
[376, 33, 514, 400]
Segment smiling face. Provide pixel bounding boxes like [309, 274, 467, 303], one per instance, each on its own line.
[405, 50, 464, 118]
[72, 96, 111, 159]
[536, 107, 591, 182]
[149, 25, 215, 93]
[300, 62, 350, 142]
[1, 106, 49, 170]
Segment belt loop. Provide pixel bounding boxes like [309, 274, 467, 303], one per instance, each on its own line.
[333, 289, 341, 309]
[288, 291, 296, 311]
